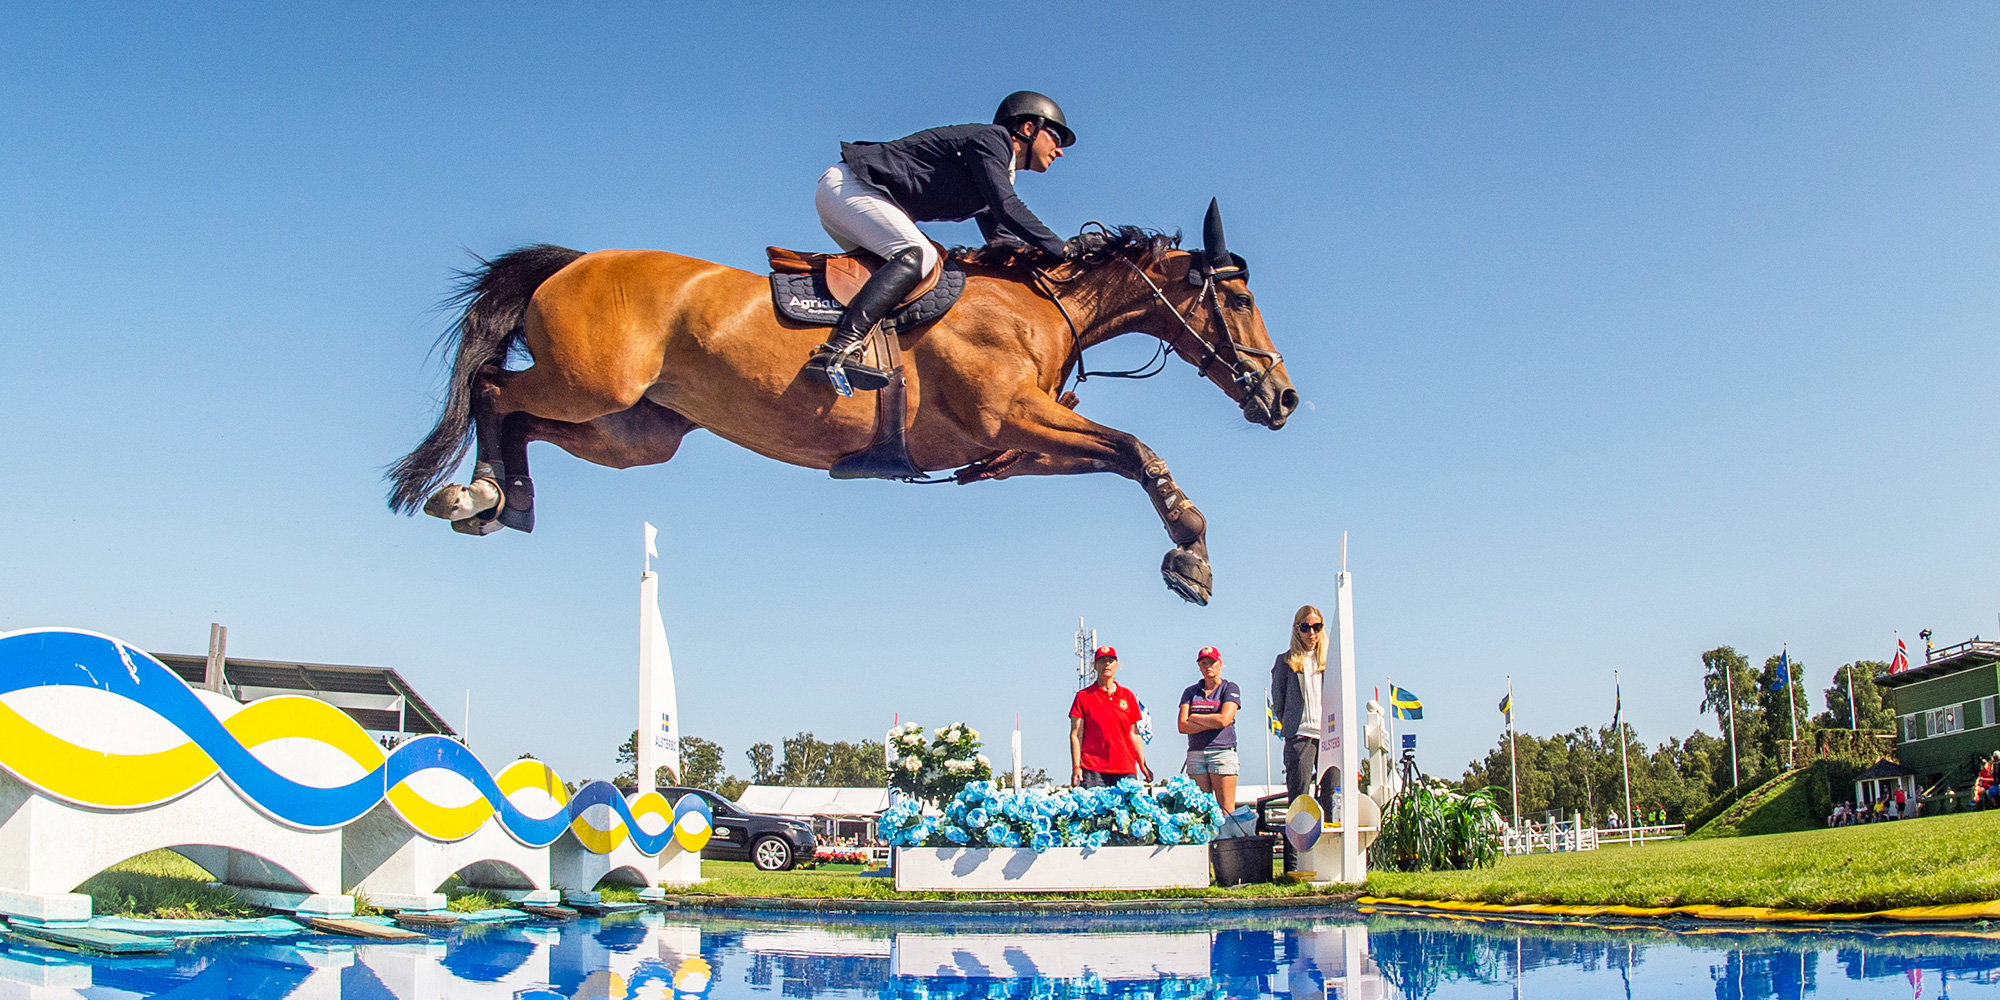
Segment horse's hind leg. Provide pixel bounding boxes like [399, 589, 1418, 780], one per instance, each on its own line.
[421, 366, 509, 533]
[489, 400, 699, 531]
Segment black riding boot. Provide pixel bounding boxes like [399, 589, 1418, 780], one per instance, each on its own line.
[802, 246, 926, 395]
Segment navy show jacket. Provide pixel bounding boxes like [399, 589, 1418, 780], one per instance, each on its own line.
[839, 123, 1066, 258]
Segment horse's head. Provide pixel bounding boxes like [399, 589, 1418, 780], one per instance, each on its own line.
[1156, 200, 1298, 430]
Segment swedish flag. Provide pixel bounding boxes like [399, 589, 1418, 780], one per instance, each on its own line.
[1391, 685, 1424, 720]
[1266, 692, 1283, 735]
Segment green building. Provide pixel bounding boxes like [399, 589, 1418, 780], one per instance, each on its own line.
[1876, 638, 2000, 788]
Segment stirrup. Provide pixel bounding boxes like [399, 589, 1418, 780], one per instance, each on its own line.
[805, 346, 889, 395]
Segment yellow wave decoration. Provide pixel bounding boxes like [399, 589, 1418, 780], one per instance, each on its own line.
[0, 695, 378, 810]
[0, 686, 687, 853]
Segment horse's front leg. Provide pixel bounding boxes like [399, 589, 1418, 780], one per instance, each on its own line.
[976, 391, 1212, 605]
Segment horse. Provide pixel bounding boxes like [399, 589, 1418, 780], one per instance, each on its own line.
[386, 202, 1297, 605]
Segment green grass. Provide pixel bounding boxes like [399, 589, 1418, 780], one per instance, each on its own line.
[1365, 809, 2000, 911]
[660, 860, 1347, 902]
[432, 877, 513, 912]
[75, 849, 264, 919]
[1688, 768, 1814, 839]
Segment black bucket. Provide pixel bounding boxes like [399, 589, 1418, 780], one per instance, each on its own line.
[1210, 834, 1276, 887]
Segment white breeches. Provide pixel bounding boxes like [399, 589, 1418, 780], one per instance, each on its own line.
[814, 164, 941, 277]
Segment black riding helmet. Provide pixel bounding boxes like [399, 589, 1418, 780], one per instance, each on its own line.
[994, 91, 1075, 148]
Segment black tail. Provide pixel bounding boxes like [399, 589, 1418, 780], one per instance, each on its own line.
[386, 244, 586, 514]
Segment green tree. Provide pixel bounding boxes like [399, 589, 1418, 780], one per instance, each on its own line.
[1815, 660, 1894, 730]
[746, 743, 778, 784]
[679, 736, 728, 791]
[997, 767, 1052, 789]
[1754, 653, 1810, 768]
[1643, 736, 1704, 821]
[1699, 646, 1765, 783]
[771, 732, 888, 786]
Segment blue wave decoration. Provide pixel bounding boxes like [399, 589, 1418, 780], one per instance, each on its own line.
[0, 628, 678, 854]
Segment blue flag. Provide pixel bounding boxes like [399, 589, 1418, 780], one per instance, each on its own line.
[1390, 685, 1423, 720]
[1772, 649, 1790, 691]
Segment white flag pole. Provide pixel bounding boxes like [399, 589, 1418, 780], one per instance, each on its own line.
[1012, 716, 1024, 790]
[1616, 669, 1633, 845]
[1507, 675, 1519, 848]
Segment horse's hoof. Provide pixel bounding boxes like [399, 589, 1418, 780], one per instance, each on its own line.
[497, 475, 535, 533]
[451, 514, 504, 536]
[1161, 547, 1213, 607]
[423, 479, 501, 521]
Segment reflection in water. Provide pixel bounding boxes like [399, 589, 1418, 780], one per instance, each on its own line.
[1, 908, 1997, 998]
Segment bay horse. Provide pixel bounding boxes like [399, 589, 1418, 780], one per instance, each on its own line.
[386, 203, 1297, 605]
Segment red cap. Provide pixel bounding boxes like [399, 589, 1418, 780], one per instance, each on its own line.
[1092, 646, 1117, 662]
[1197, 646, 1222, 663]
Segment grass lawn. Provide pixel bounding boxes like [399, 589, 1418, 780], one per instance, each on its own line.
[75, 849, 263, 919]
[1366, 809, 2000, 912]
[665, 859, 1341, 902]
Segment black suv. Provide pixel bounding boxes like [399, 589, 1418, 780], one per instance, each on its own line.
[656, 786, 818, 871]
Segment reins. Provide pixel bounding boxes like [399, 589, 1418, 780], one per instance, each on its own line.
[1031, 269, 1171, 391]
[1031, 227, 1279, 399]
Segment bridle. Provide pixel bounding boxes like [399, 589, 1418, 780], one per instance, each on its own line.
[1125, 256, 1283, 401]
[1035, 238, 1283, 404]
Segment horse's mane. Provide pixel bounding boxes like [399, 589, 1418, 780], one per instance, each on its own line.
[950, 226, 1182, 274]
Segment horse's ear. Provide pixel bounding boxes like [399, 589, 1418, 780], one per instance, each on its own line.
[1202, 198, 1229, 269]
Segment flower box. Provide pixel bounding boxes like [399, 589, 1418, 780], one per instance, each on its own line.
[892, 845, 1210, 892]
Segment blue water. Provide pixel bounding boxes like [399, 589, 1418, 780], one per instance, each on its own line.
[3, 909, 1996, 999]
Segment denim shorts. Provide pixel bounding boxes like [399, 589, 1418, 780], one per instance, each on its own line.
[1185, 747, 1240, 776]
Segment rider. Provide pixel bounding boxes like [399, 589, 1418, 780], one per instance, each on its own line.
[802, 91, 1075, 394]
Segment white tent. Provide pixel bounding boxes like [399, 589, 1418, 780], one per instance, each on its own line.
[735, 786, 891, 816]
[736, 786, 892, 844]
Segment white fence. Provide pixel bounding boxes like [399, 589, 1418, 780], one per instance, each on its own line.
[1501, 819, 1684, 855]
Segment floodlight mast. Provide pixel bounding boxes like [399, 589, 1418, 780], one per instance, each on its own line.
[1075, 618, 1096, 690]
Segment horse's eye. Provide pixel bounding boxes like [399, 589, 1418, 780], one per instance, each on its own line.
[1228, 294, 1254, 312]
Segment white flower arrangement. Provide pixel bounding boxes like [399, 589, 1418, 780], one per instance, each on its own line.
[888, 720, 993, 805]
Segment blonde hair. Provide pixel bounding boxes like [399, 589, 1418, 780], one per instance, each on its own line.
[1286, 604, 1327, 673]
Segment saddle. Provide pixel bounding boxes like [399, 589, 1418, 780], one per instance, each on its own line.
[764, 246, 969, 482]
[766, 246, 965, 332]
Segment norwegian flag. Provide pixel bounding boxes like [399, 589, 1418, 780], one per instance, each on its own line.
[1891, 635, 1910, 674]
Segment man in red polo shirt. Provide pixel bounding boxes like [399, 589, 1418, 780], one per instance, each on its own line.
[1069, 646, 1154, 787]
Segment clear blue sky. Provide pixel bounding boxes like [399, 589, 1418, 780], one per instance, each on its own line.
[6, 5, 1999, 789]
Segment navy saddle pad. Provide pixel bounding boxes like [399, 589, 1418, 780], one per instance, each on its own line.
[769, 262, 965, 333]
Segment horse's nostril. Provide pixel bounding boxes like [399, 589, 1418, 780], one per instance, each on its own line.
[1279, 388, 1299, 414]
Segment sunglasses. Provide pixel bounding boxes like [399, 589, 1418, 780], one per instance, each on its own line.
[1297, 622, 1324, 633]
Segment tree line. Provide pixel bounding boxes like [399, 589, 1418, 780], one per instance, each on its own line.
[614, 730, 888, 799]
[1458, 647, 1894, 824]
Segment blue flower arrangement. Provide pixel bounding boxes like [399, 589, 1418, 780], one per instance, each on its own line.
[879, 777, 1225, 853]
